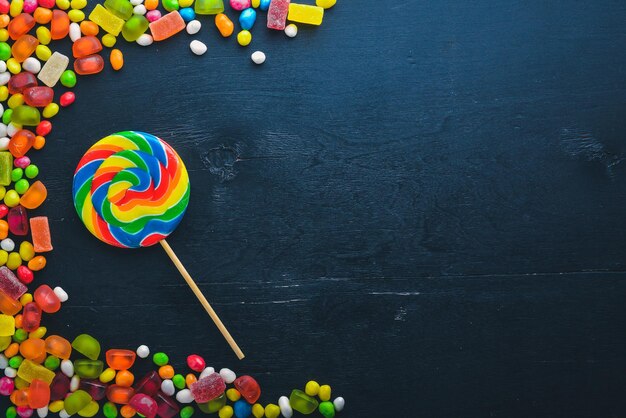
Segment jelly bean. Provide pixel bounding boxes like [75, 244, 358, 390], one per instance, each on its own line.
[175, 389, 194, 404]
[71, 0, 87, 8]
[162, 0, 178, 11]
[121, 15, 149, 42]
[44, 355, 60, 370]
[16, 265, 33, 284]
[0, 376, 14, 395]
[251, 0, 259, 6]
[237, 30, 251, 46]
[106, 349, 135, 370]
[218, 405, 234, 418]
[80, 21, 99, 36]
[186, 19, 200, 34]
[304, 380, 319, 396]
[36, 26, 51, 45]
[69, 22, 82, 41]
[23, 57, 41, 74]
[4, 190, 20, 207]
[34, 8, 53, 25]
[264, 404, 280, 418]
[158, 364, 174, 379]
[250, 50, 265, 64]
[135, 345, 149, 358]
[56, 0, 70, 9]
[27, 255, 46, 271]
[215, 13, 233, 37]
[133, 5, 146, 14]
[102, 402, 118, 418]
[14, 156, 30, 168]
[59, 91, 75, 107]
[35, 45, 52, 61]
[152, 352, 168, 366]
[278, 396, 292, 418]
[33, 135, 45, 150]
[178, 7, 194, 21]
[60, 70, 77, 88]
[34, 284, 61, 313]
[233, 400, 251, 418]
[230, 0, 250, 11]
[258, 0, 269, 9]
[102, 33, 117, 47]
[136, 33, 153, 45]
[23, 0, 36, 13]
[144, 0, 158, 10]
[99, 367, 116, 383]
[318, 384, 331, 401]
[284, 23, 297, 37]
[186, 355, 205, 372]
[68, 9, 85, 22]
[185, 373, 197, 387]
[189, 40, 206, 55]
[161, 379, 175, 396]
[0, 204, 7, 217]
[238, 8, 255, 30]
[74, 55, 104, 75]
[145, 10, 160, 22]
[226, 388, 240, 402]
[316, 0, 336, 8]
[219, 368, 236, 384]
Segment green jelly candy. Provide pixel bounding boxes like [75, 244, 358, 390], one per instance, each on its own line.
[152, 352, 168, 366]
[5, 406, 17, 418]
[14, 179, 29, 194]
[0, 152, 13, 186]
[65, 390, 93, 415]
[121, 15, 149, 42]
[44, 355, 60, 370]
[72, 334, 101, 360]
[172, 374, 185, 389]
[318, 401, 335, 418]
[199, 393, 226, 414]
[60, 70, 77, 88]
[103, 402, 118, 418]
[162, 0, 179, 11]
[103, 0, 133, 19]
[25, 164, 39, 179]
[194, 0, 223, 14]
[2, 109, 12, 125]
[13, 329, 28, 343]
[74, 359, 104, 379]
[0, 43, 10, 61]
[289, 389, 319, 415]
[11, 105, 41, 126]
[8, 355, 23, 369]
[180, 406, 194, 418]
[11, 168, 23, 182]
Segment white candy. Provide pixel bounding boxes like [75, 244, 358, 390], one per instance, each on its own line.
[70, 375, 80, 392]
[59, 410, 70, 418]
[1, 238, 14, 252]
[133, 4, 146, 14]
[0, 354, 7, 369]
[190, 40, 207, 56]
[0, 138, 9, 151]
[251, 51, 266, 65]
[279, 396, 293, 418]
[4, 367, 16, 378]
[219, 368, 236, 384]
[137, 34, 153, 46]
[199, 366, 215, 380]
[6, 123, 19, 138]
[54, 286, 69, 302]
[0, 72, 10, 86]
[333, 397, 345, 412]
[136, 344, 150, 358]
[285, 24, 298, 38]
[37, 406, 49, 418]
[23, 57, 41, 74]
[186, 20, 201, 34]
[0, 123, 6, 137]
[130, 0, 143, 5]
[0, 61, 6, 73]
[161, 379, 175, 396]
[69, 22, 81, 42]
[61, 359, 74, 377]
[176, 389, 194, 404]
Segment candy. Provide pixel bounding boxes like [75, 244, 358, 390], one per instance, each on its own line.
[0, 289, 21, 315]
[194, 0, 223, 14]
[7, 205, 27, 235]
[319, 401, 335, 418]
[0, 152, 12, 185]
[72, 36, 102, 58]
[77, 380, 106, 401]
[33, 285, 60, 313]
[175, 389, 194, 403]
[189, 39, 206, 55]
[28, 379, 51, 409]
[287, 3, 323, 25]
[103, 0, 133, 20]
[74, 359, 104, 379]
[64, 390, 92, 415]
[129, 394, 157, 418]
[89, 4, 124, 36]
[186, 19, 201, 33]
[29, 217, 52, 253]
[74, 55, 104, 75]
[289, 389, 318, 414]
[19, 338, 45, 359]
[0, 266, 27, 299]
[69, 22, 81, 41]
[318, 384, 331, 401]
[284, 23, 297, 37]
[179, 7, 194, 21]
[59, 91, 75, 107]
[233, 375, 260, 404]
[49, 372, 70, 400]
[278, 396, 293, 418]
[264, 404, 280, 418]
[20, 181, 47, 209]
[121, 15, 149, 41]
[106, 385, 135, 404]
[22, 302, 41, 331]
[135, 370, 161, 396]
[136, 345, 149, 358]
[267, 0, 289, 30]
[44, 336, 71, 359]
[190, 373, 225, 403]
[0, 313, 14, 335]
[215, 13, 233, 36]
[155, 391, 179, 418]
[71, 334, 100, 360]
[8, 14, 35, 40]
[50, 10, 70, 39]
[237, 30, 251, 46]
[250, 50, 265, 64]
[23, 87, 54, 107]
[304, 381, 319, 396]
[105, 349, 136, 370]
[60, 69, 76, 88]
[37, 52, 69, 87]
[149, 11, 185, 41]
[233, 400, 251, 418]
[17, 359, 55, 384]
[11, 35, 39, 62]
[11, 107, 40, 126]
[186, 355, 205, 372]
[22, 58, 41, 74]
[238, 8, 255, 30]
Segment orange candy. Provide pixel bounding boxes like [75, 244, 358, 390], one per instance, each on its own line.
[28, 255, 47, 271]
[158, 365, 174, 379]
[149, 11, 185, 41]
[0, 289, 21, 315]
[0, 14, 10, 29]
[110, 49, 123, 71]
[144, 0, 158, 10]
[28, 379, 51, 409]
[106, 349, 136, 370]
[50, 9, 69, 40]
[30, 216, 53, 252]
[11, 34, 39, 62]
[120, 405, 136, 418]
[20, 180, 47, 209]
[9, 129, 36, 157]
[4, 342, 19, 358]
[106, 385, 135, 404]
[33, 8, 53, 24]
[44, 335, 72, 359]
[7, 13, 35, 40]
[72, 35, 102, 58]
[14, 315, 22, 328]
[10, 389, 29, 406]
[33, 135, 46, 150]
[80, 21, 99, 36]
[0, 220, 8, 240]
[215, 13, 234, 37]
[74, 54, 104, 75]
[19, 338, 46, 359]
[115, 370, 134, 387]
[185, 373, 197, 388]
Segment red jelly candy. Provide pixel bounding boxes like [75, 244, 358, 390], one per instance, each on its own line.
[59, 92, 75, 107]
[186, 354, 205, 372]
[129, 394, 157, 418]
[0, 204, 8, 218]
[50, 372, 70, 401]
[23, 86, 54, 107]
[233, 375, 261, 404]
[189, 373, 225, 403]
[8, 205, 28, 236]
[155, 392, 179, 418]
[22, 301, 42, 332]
[33, 284, 61, 313]
[74, 54, 104, 75]
[7, 72, 38, 95]
[0, 0, 9, 14]
[72, 36, 102, 58]
[36, 121, 52, 136]
[134, 371, 161, 397]
[16, 266, 33, 284]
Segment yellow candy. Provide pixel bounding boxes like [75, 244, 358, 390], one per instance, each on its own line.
[19, 293, 33, 305]
[49, 400, 65, 413]
[102, 33, 117, 47]
[43, 103, 60, 118]
[0, 250, 8, 266]
[56, 0, 70, 9]
[14, 376, 29, 389]
[218, 406, 234, 418]
[17, 359, 55, 384]
[0, 29, 8, 42]
[6, 252, 22, 270]
[99, 367, 116, 383]
[89, 4, 124, 36]
[68, 9, 85, 22]
[0, 336, 11, 351]
[36, 26, 52, 45]
[178, 0, 193, 7]
[251, 0, 260, 7]
[78, 401, 100, 417]
[70, 0, 87, 8]
[28, 326, 47, 339]
[316, 0, 336, 8]
[264, 404, 280, 418]
[10, 0, 23, 17]
[288, 4, 324, 25]
[305, 380, 320, 396]
[19, 241, 35, 262]
[252, 404, 264, 418]
[226, 388, 241, 402]
[36, 45, 52, 61]
[8, 94, 24, 109]
[0, 314, 15, 336]
[7, 59, 21, 75]
[318, 384, 331, 401]
[237, 30, 251, 46]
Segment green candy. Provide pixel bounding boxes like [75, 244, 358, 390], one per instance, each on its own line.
[0, 152, 13, 186]
[2, 109, 12, 125]
[103, 402, 118, 418]
[11, 105, 41, 126]
[0, 43, 10, 61]
[74, 359, 104, 379]
[8, 355, 23, 369]
[199, 393, 226, 413]
[25, 164, 39, 179]
[180, 406, 194, 418]
[152, 352, 169, 366]
[289, 389, 319, 414]
[72, 333, 101, 360]
[15, 179, 29, 195]
[60, 70, 77, 88]
[162, 0, 179, 11]
[64, 390, 92, 415]
[172, 374, 186, 389]
[104, 0, 133, 19]
[13, 329, 28, 343]
[121, 15, 149, 42]
[319, 401, 336, 418]
[44, 355, 60, 370]
[194, 0, 223, 14]
[5, 406, 16, 418]
[11, 168, 23, 182]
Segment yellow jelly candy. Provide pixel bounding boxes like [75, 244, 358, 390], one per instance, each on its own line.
[89, 4, 124, 36]
[264, 404, 280, 418]
[7, 252, 22, 270]
[68, 9, 85, 22]
[237, 30, 251, 46]
[99, 367, 116, 383]
[251, 404, 264, 418]
[218, 406, 234, 418]
[305, 380, 320, 396]
[288, 3, 324, 25]
[43, 103, 59, 118]
[70, 0, 87, 8]
[17, 359, 55, 384]
[19, 293, 33, 305]
[226, 388, 241, 402]
[36, 45, 52, 61]
[49, 400, 64, 413]
[78, 401, 100, 417]
[102, 33, 117, 47]
[0, 314, 15, 336]
[316, 0, 336, 8]
[8, 93, 24, 109]
[36, 26, 52, 45]
[14, 376, 28, 389]
[318, 384, 331, 401]
[0, 335, 11, 351]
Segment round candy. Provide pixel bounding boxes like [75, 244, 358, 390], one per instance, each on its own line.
[72, 131, 190, 248]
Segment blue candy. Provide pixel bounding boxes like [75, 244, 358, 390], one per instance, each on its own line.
[259, 0, 270, 11]
[234, 400, 252, 418]
[179, 7, 196, 21]
[238, 7, 256, 30]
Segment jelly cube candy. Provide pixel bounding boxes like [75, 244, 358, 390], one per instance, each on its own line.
[121, 15, 149, 41]
[289, 389, 318, 414]
[17, 359, 55, 384]
[198, 393, 226, 413]
[72, 36, 103, 58]
[20, 180, 48, 210]
[106, 349, 136, 370]
[51, 10, 70, 40]
[149, 11, 185, 41]
[74, 359, 104, 379]
[74, 55, 105, 75]
[50, 371, 71, 401]
[11, 34, 39, 63]
[71, 334, 101, 360]
[194, 0, 223, 14]
[106, 385, 135, 404]
[30, 216, 53, 252]
[8, 13, 35, 40]
[89, 4, 125, 36]
[129, 394, 158, 418]
[135, 370, 161, 397]
[8, 205, 28, 236]
[64, 390, 92, 415]
[45, 335, 72, 359]
[37, 52, 69, 88]
[8, 72, 38, 95]
[0, 289, 22, 315]
[0, 152, 12, 186]
[19, 338, 45, 359]
[28, 379, 50, 409]
[22, 301, 42, 332]
[79, 379, 108, 401]
[0, 314, 15, 337]
[287, 4, 323, 25]
[267, 0, 290, 30]
[0, 266, 28, 299]
[155, 392, 180, 418]
[233, 375, 261, 404]
[190, 373, 226, 403]
[34, 284, 61, 313]
[11, 107, 40, 127]
[9, 129, 36, 157]
[23, 86, 54, 108]
[104, 0, 134, 20]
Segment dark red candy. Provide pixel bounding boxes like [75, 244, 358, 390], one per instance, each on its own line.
[186, 355, 205, 372]
[129, 394, 157, 418]
[155, 392, 179, 418]
[50, 372, 70, 401]
[22, 302, 42, 332]
[135, 371, 161, 397]
[233, 375, 261, 404]
[7, 72, 37, 95]
[8, 205, 28, 236]
[23, 86, 54, 107]
[16, 266, 33, 284]
[0, 204, 8, 218]
[59, 92, 75, 107]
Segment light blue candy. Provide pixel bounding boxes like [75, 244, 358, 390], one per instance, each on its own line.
[259, 0, 270, 11]
[238, 7, 256, 30]
[179, 7, 196, 21]
[233, 400, 252, 418]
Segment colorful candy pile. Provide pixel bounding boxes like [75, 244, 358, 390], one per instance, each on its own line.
[0, 0, 343, 416]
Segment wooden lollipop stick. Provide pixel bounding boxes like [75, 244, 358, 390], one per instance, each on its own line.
[160, 239, 245, 360]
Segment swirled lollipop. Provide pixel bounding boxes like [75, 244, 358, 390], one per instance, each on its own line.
[73, 131, 244, 359]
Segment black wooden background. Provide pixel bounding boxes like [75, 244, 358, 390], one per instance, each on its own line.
[2, 0, 626, 417]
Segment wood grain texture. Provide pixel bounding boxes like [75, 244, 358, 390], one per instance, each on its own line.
[2, 0, 626, 416]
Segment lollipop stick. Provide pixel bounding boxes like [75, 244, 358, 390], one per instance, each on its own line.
[160, 239, 245, 360]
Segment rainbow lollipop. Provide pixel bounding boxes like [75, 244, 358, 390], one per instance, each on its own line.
[73, 131, 244, 359]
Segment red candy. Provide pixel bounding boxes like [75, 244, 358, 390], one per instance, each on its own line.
[7, 72, 38, 95]
[38, 0, 56, 7]
[59, 91, 75, 107]
[21, 301, 42, 332]
[135, 371, 161, 397]
[23, 86, 54, 107]
[189, 373, 225, 403]
[36, 121, 52, 136]
[186, 354, 205, 372]
[129, 394, 158, 418]
[155, 392, 179, 418]
[34, 284, 61, 313]
[16, 266, 34, 284]
[233, 375, 261, 404]
[0, 0, 9, 14]
[8, 205, 28, 236]
[50, 372, 70, 401]
[0, 204, 8, 218]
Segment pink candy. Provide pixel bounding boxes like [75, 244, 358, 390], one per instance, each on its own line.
[186, 354, 205, 372]
[189, 373, 225, 403]
[0, 377, 15, 396]
[267, 0, 290, 30]
[16, 407, 33, 418]
[14, 156, 30, 169]
[23, 0, 37, 13]
[129, 394, 158, 418]
[146, 10, 161, 22]
[230, 0, 250, 11]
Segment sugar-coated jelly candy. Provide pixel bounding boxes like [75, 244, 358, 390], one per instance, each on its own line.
[9, 129, 36, 157]
[34, 284, 61, 313]
[8, 13, 35, 40]
[89, 4, 124, 36]
[129, 394, 158, 418]
[72, 36, 102, 58]
[50, 371, 70, 401]
[72, 333, 101, 360]
[28, 379, 50, 409]
[0, 314, 15, 336]
[215, 13, 233, 36]
[79, 379, 108, 401]
[267, 0, 290, 30]
[18, 359, 55, 384]
[289, 389, 318, 414]
[190, 373, 226, 403]
[106, 349, 136, 370]
[22, 301, 42, 332]
[121, 15, 149, 41]
[8, 205, 28, 236]
[30, 217, 53, 252]
[74, 359, 104, 379]
[8, 72, 38, 95]
[0, 152, 13, 186]
[74, 54, 104, 75]
[51, 10, 70, 40]
[0, 289, 21, 315]
[20, 180, 48, 209]
[11, 34, 39, 62]
[155, 392, 180, 418]
[287, 3, 323, 25]
[23, 86, 54, 108]
[233, 375, 261, 404]
[106, 384, 135, 404]
[135, 370, 161, 396]
[194, 0, 223, 14]
[0, 267, 27, 299]
[19, 337, 45, 359]
[37, 52, 69, 88]
[65, 390, 92, 415]
[149, 11, 185, 41]
[45, 335, 72, 359]
[104, 0, 133, 20]
[11, 106, 41, 127]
